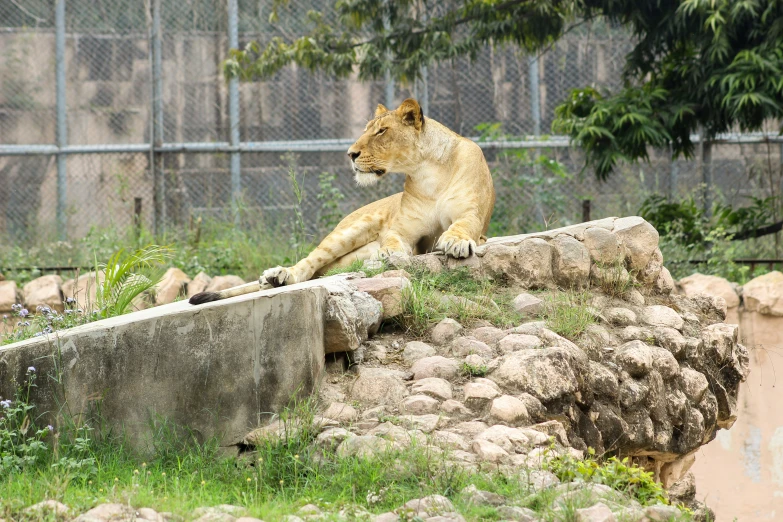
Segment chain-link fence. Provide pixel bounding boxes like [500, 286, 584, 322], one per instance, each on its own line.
[2, 0, 783, 248]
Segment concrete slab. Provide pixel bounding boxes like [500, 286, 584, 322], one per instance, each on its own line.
[0, 282, 329, 450]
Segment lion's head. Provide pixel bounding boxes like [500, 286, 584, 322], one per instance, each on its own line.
[346, 98, 424, 186]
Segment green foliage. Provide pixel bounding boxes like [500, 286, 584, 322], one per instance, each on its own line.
[316, 171, 346, 236]
[284, 154, 312, 263]
[540, 290, 595, 340]
[95, 245, 172, 318]
[460, 362, 488, 377]
[225, 0, 783, 179]
[545, 449, 670, 507]
[0, 370, 50, 474]
[476, 122, 576, 235]
[1, 300, 95, 346]
[393, 267, 522, 336]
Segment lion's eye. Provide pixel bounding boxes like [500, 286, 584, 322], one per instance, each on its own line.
[375, 128, 387, 136]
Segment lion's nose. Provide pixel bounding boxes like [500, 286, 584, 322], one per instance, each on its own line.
[348, 151, 360, 161]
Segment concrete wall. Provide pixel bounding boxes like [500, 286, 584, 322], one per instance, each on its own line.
[0, 283, 327, 450]
[691, 304, 783, 520]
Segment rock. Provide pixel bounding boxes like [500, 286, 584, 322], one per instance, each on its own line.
[425, 514, 466, 522]
[620, 326, 653, 343]
[626, 289, 645, 306]
[604, 307, 637, 327]
[398, 414, 442, 433]
[470, 326, 508, 345]
[471, 439, 509, 462]
[411, 377, 453, 401]
[187, 271, 212, 298]
[498, 334, 542, 353]
[464, 382, 501, 408]
[461, 484, 505, 506]
[137, 508, 165, 522]
[372, 513, 399, 522]
[376, 269, 411, 279]
[653, 327, 687, 359]
[403, 341, 437, 363]
[615, 340, 654, 377]
[680, 367, 709, 403]
[481, 239, 553, 287]
[655, 267, 675, 294]
[575, 503, 616, 522]
[450, 421, 489, 438]
[322, 402, 358, 422]
[701, 323, 738, 363]
[668, 472, 696, 503]
[491, 348, 578, 401]
[475, 425, 530, 453]
[205, 275, 246, 292]
[401, 495, 455, 517]
[639, 305, 683, 330]
[440, 400, 471, 416]
[350, 367, 409, 405]
[316, 427, 352, 448]
[431, 318, 463, 345]
[643, 504, 682, 521]
[451, 337, 494, 358]
[649, 346, 678, 380]
[411, 356, 460, 380]
[337, 435, 399, 457]
[76, 504, 136, 522]
[530, 420, 568, 445]
[743, 271, 783, 315]
[433, 430, 470, 451]
[517, 393, 547, 422]
[551, 234, 591, 288]
[401, 394, 441, 415]
[154, 267, 191, 305]
[512, 293, 544, 315]
[613, 216, 659, 272]
[353, 277, 409, 319]
[679, 273, 739, 308]
[0, 281, 20, 313]
[61, 271, 104, 308]
[522, 469, 560, 490]
[587, 361, 619, 399]
[23, 275, 64, 313]
[23, 500, 71, 519]
[464, 354, 484, 367]
[324, 286, 383, 353]
[583, 227, 623, 265]
[496, 506, 536, 521]
[489, 395, 530, 426]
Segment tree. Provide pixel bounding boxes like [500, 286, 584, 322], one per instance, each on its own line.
[226, 0, 783, 180]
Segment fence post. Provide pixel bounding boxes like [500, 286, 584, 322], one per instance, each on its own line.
[383, 3, 394, 108]
[702, 134, 713, 218]
[669, 142, 678, 200]
[529, 54, 545, 224]
[55, 0, 67, 241]
[151, 0, 164, 236]
[228, 0, 241, 221]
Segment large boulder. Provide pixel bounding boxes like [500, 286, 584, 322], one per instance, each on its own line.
[23, 275, 64, 313]
[61, 271, 105, 309]
[743, 271, 783, 316]
[0, 281, 21, 313]
[154, 267, 191, 305]
[679, 273, 739, 309]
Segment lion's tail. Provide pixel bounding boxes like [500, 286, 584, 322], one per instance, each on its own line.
[188, 281, 263, 305]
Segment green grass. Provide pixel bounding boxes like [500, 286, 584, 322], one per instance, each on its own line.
[323, 258, 389, 278]
[539, 290, 596, 341]
[392, 267, 523, 337]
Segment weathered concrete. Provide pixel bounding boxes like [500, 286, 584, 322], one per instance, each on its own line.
[0, 281, 329, 450]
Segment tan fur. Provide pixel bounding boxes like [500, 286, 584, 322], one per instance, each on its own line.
[209, 98, 495, 299]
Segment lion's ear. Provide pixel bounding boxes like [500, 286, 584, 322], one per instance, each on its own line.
[375, 103, 389, 117]
[398, 98, 423, 130]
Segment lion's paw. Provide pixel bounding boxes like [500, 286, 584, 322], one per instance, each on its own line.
[263, 266, 295, 287]
[436, 233, 476, 259]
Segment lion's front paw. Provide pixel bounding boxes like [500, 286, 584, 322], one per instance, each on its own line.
[263, 266, 296, 287]
[436, 233, 477, 259]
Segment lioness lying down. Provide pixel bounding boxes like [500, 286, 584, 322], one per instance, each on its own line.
[189, 98, 495, 305]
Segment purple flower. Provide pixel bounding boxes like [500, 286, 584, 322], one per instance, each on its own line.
[27, 366, 35, 373]
[46, 425, 54, 432]
[19, 308, 29, 318]
[0, 400, 11, 408]
[65, 297, 76, 305]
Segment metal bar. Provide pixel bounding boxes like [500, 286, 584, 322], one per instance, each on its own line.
[582, 200, 591, 222]
[151, 0, 164, 236]
[528, 55, 541, 136]
[228, 0, 241, 217]
[702, 136, 713, 217]
[383, 2, 394, 108]
[55, 0, 67, 241]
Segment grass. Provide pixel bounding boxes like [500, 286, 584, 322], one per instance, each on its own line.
[392, 267, 523, 337]
[539, 290, 596, 341]
[460, 361, 489, 377]
[590, 260, 639, 298]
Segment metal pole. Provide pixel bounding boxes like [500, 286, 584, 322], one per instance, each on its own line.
[702, 135, 713, 218]
[528, 55, 541, 136]
[55, 0, 67, 240]
[669, 142, 678, 200]
[151, 0, 164, 236]
[421, 65, 429, 115]
[383, 3, 394, 108]
[228, 0, 241, 219]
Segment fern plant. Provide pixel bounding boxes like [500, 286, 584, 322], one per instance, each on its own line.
[94, 245, 172, 318]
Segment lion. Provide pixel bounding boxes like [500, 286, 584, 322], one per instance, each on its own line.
[189, 98, 495, 305]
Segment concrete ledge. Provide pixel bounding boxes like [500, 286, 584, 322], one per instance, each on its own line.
[0, 283, 329, 449]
